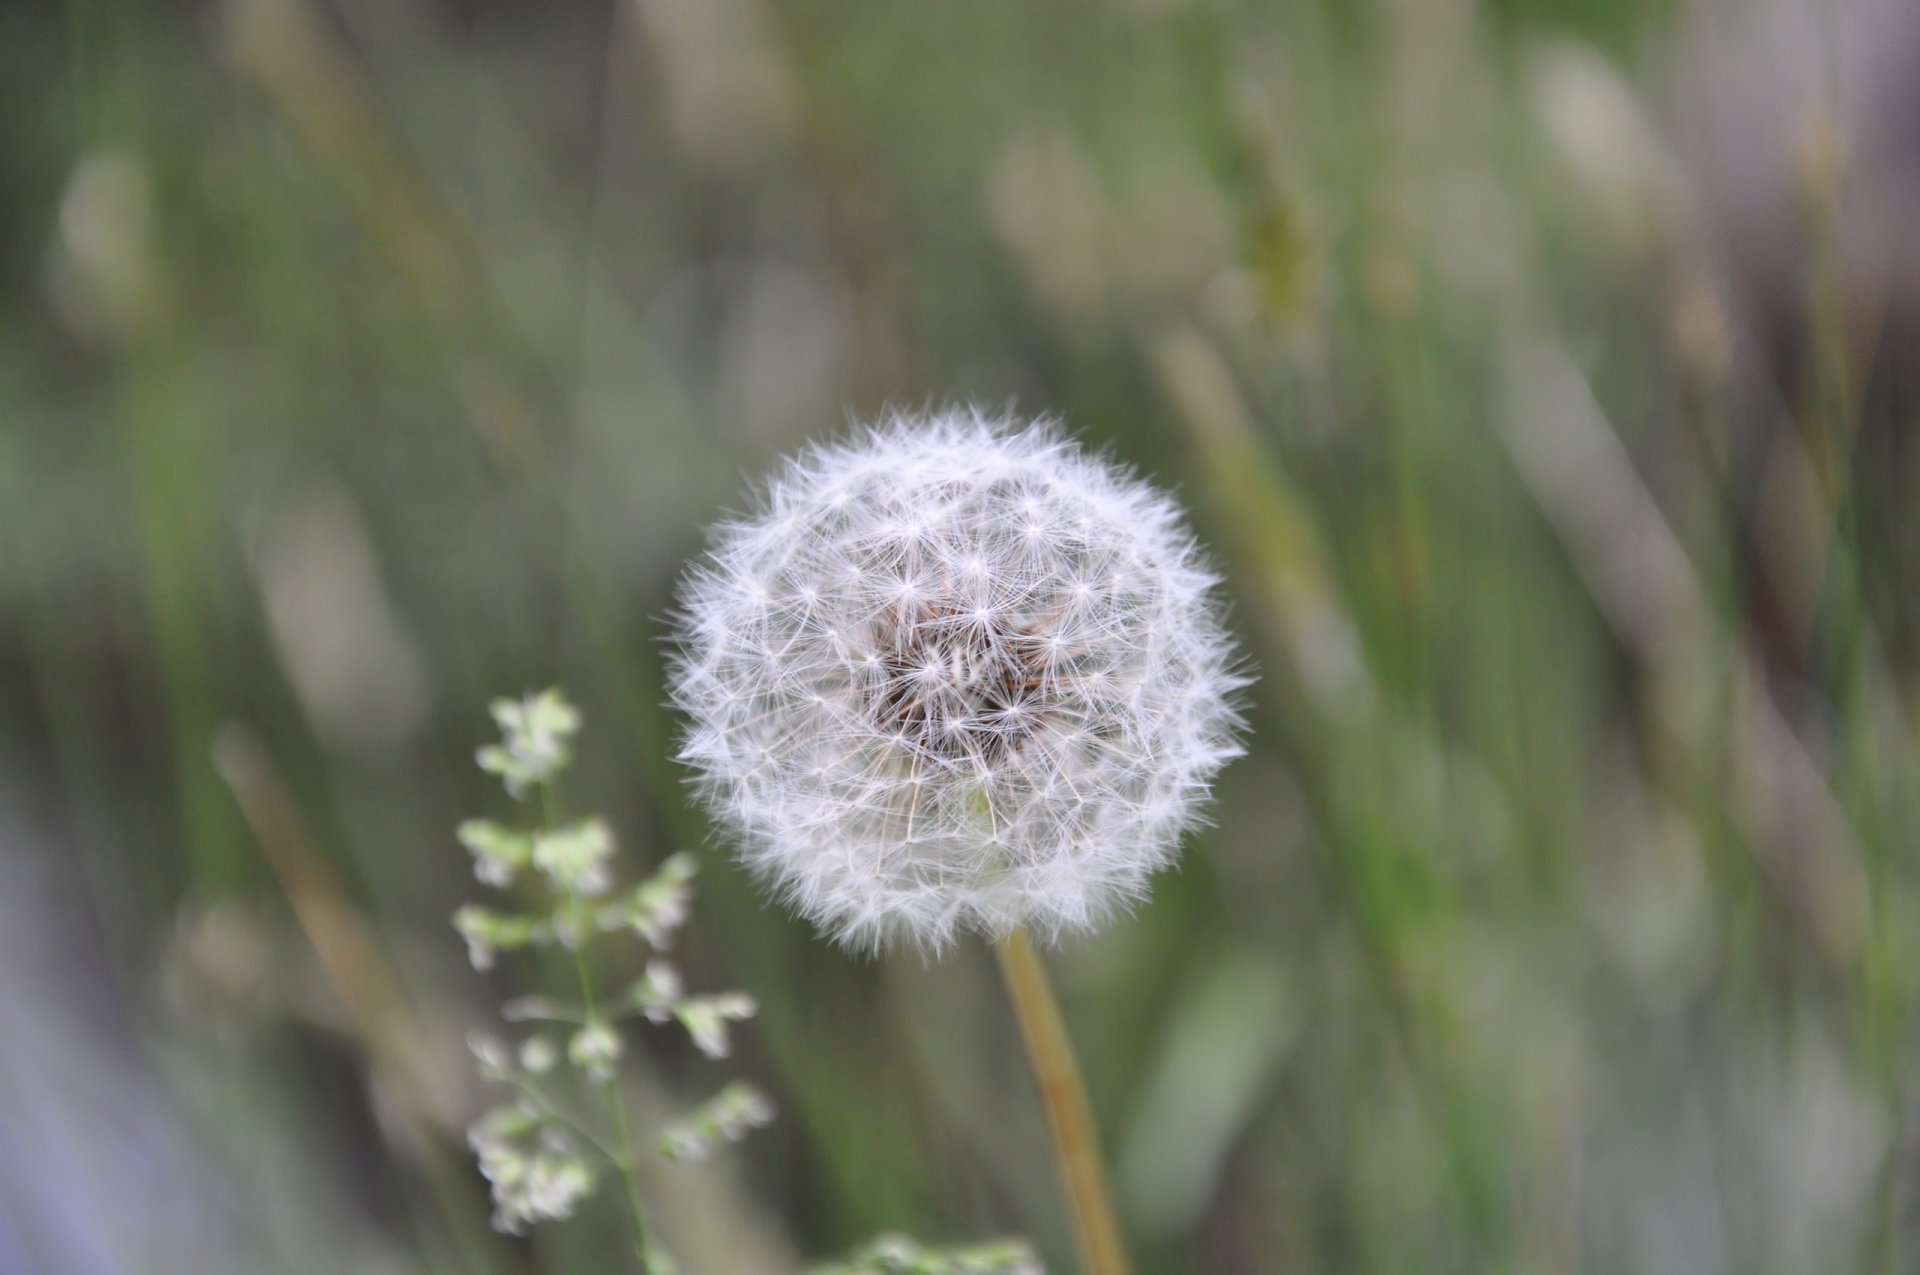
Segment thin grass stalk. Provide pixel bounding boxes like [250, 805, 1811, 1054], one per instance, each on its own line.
[538, 781, 656, 1272]
[567, 921, 657, 1271]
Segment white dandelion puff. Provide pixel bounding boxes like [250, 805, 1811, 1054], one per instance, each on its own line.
[669, 409, 1247, 951]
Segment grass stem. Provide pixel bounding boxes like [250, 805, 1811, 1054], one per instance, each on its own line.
[541, 779, 655, 1272]
[568, 932, 656, 1272]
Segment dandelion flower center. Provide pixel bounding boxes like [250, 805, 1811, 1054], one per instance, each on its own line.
[866, 599, 1052, 765]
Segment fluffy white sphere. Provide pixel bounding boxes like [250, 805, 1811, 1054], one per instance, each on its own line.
[669, 410, 1246, 951]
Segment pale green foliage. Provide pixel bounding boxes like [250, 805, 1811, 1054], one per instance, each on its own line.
[810, 1235, 1044, 1275]
[568, 1022, 623, 1082]
[607, 851, 699, 946]
[453, 904, 545, 971]
[533, 818, 616, 898]
[455, 690, 1034, 1269]
[519, 1035, 559, 1074]
[659, 1081, 779, 1161]
[671, 991, 760, 1061]
[454, 688, 773, 1244]
[467, 1098, 597, 1234]
[632, 960, 759, 1059]
[476, 688, 580, 798]
[457, 819, 533, 887]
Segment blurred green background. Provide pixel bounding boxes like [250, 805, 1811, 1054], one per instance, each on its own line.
[6, 0, 1920, 1271]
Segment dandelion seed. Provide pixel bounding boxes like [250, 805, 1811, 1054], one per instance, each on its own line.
[669, 409, 1246, 951]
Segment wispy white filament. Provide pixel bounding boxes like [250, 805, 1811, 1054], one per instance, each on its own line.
[669, 410, 1246, 950]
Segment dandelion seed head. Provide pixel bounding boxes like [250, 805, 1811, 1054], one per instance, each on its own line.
[669, 409, 1247, 951]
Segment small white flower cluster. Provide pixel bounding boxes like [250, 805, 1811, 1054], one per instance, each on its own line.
[810, 1234, 1045, 1275]
[467, 1085, 595, 1234]
[633, 959, 759, 1060]
[475, 689, 579, 798]
[454, 690, 773, 1239]
[671, 410, 1247, 950]
[659, 1081, 779, 1162]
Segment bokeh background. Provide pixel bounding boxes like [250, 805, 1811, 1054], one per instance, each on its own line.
[6, 0, 1920, 1271]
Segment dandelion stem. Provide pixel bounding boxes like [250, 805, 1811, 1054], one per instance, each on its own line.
[994, 928, 1134, 1275]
